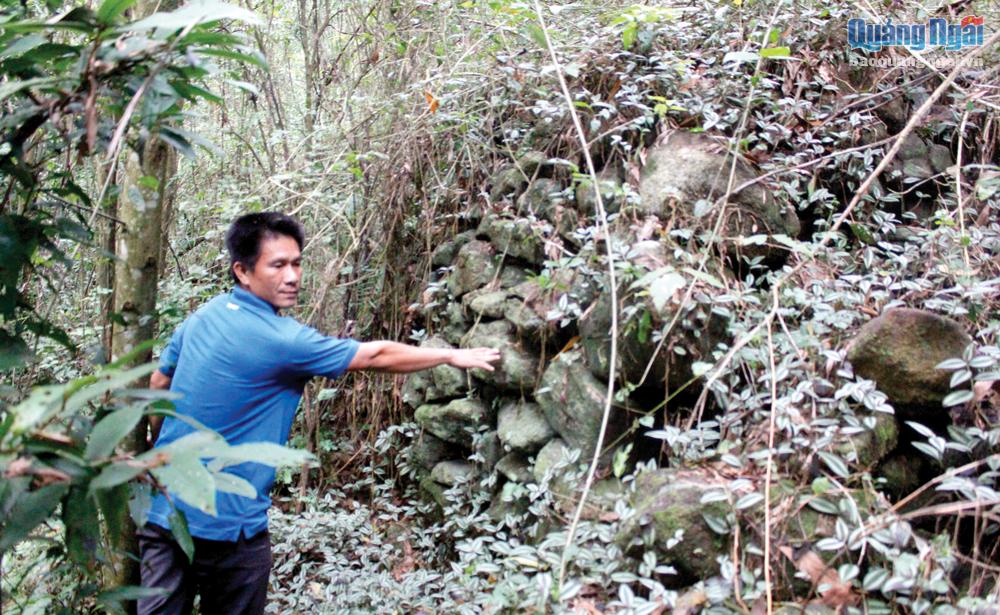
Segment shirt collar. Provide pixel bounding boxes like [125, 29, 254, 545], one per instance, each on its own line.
[231, 286, 279, 314]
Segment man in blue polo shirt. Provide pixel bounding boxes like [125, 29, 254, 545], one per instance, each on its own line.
[139, 212, 498, 615]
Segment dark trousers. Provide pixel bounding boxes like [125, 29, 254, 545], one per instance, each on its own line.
[137, 524, 272, 615]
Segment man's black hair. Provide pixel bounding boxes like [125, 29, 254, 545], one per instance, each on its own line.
[225, 212, 305, 283]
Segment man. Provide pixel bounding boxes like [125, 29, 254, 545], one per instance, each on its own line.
[139, 212, 498, 615]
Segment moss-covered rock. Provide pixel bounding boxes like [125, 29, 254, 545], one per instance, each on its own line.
[419, 475, 448, 511]
[840, 412, 898, 468]
[517, 178, 566, 216]
[875, 453, 925, 502]
[462, 319, 538, 392]
[487, 481, 530, 521]
[575, 165, 623, 215]
[535, 350, 623, 459]
[447, 240, 498, 296]
[887, 134, 954, 183]
[496, 452, 533, 483]
[502, 298, 548, 338]
[430, 460, 476, 486]
[401, 336, 467, 405]
[497, 401, 555, 453]
[475, 430, 503, 469]
[636, 132, 800, 257]
[579, 288, 721, 391]
[435, 300, 469, 347]
[463, 288, 510, 319]
[409, 431, 452, 472]
[414, 398, 488, 446]
[477, 216, 549, 264]
[489, 166, 529, 203]
[431, 230, 475, 268]
[617, 469, 731, 580]
[532, 437, 573, 483]
[846, 308, 972, 421]
[401, 369, 437, 408]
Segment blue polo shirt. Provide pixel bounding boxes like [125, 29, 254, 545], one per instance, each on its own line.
[148, 286, 359, 541]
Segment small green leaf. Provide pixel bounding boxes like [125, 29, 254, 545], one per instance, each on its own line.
[168, 510, 195, 563]
[735, 492, 764, 509]
[91, 462, 144, 491]
[818, 451, 850, 478]
[760, 46, 791, 58]
[621, 23, 637, 50]
[96, 0, 138, 23]
[942, 389, 973, 407]
[722, 50, 758, 64]
[0, 483, 69, 551]
[806, 497, 839, 515]
[523, 23, 547, 49]
[647, 271, 686, 314]
[0, 34, 47, 60]
[125, 1, 260, 33]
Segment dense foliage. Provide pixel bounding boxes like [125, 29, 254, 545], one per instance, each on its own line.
[3, 0, 999, 613]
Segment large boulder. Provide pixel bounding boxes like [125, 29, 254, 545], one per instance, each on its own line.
[447, 240, 498, 296]
[535, 350, 621, 459]
[462, 319, 538, 391]
[414, 398, 488, 446]
[636, 132, 800, 256]
[617, 469, 731, 580]
[846, 308, 972, 421]
[497, 401, 555, 453]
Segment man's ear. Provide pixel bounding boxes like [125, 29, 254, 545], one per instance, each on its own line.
[233, 261, 250, 286]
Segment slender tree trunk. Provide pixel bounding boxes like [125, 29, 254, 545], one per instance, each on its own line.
[96, 161, 117, 363]
[108, 137, 174, 604]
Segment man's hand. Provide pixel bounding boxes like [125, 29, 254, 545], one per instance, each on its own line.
[448, 347, 501, 371]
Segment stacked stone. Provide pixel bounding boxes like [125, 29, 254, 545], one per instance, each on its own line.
[405, 135, 803, 515]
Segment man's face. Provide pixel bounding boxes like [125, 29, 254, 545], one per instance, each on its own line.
[234, 234, 302, 309]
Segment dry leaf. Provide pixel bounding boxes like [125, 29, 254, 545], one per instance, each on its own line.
[423, 90, 439, 113]
[779, 546, 858, 608]
[674, 588, 707, 615]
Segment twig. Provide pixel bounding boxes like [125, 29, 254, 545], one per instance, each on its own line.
[763, 286, 779, 615]
[956, 109, 971, 269]
[528, 0, 620, 598]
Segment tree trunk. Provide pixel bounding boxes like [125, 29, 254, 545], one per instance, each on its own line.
[107, 136, 175, 605]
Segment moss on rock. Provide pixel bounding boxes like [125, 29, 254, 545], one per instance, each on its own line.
[847, 308, 971, 422]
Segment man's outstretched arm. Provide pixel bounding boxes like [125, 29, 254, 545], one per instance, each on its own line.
[347, 341, 500, 373]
